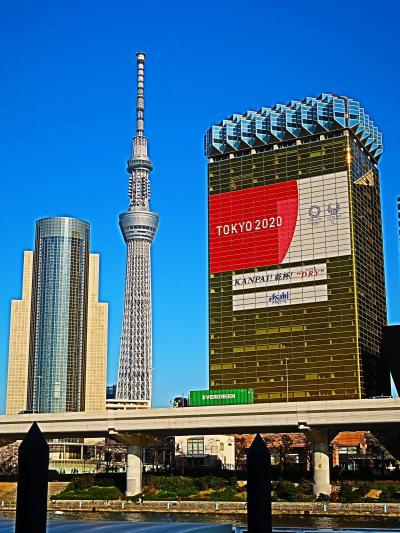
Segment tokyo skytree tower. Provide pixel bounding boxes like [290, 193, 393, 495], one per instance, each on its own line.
[116, 53, 159, 404]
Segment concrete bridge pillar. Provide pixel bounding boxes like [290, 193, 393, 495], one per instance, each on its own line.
[310, 428, 331, 497]
[112, 433, 143, 497]
[126, 437, 143, 497]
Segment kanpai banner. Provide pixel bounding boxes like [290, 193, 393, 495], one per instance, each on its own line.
[232, 263, 327, 291]
[209, 171, 351, 273]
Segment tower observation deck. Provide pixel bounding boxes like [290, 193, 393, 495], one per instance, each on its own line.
[116, 53, 159, 405]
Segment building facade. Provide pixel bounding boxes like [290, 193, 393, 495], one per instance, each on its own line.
[116, 53, 158, 405]
[6, 216, 108, 414]
[206, 94, 389, 402]
[175, 435, 235, 471]
[331, 431, 397, 471]
[235, 433, 309, 469]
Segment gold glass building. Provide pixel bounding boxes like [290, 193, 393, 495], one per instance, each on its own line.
[206, 94, 389, 402]
[6, 217, 108, 415]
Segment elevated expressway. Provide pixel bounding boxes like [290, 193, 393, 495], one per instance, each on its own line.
[1, 398, 399, 496]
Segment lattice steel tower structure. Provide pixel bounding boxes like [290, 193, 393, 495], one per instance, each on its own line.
[116, 52, 159, 404]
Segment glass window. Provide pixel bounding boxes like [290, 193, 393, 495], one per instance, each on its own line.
[187, 438, 204, 455]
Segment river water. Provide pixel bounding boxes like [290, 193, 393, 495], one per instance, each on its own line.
[2, 510, 400, 530]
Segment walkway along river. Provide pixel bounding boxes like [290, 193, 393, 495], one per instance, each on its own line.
[3, 500, 400, 517]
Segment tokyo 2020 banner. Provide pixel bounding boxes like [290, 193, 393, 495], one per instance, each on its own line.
[209, 171, 351, 273]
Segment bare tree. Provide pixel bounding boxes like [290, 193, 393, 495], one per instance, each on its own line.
[235, 435, 248, 471]
[263, 434, 295, 477]
[93, 438, 127, 472]
[143, 435, 174, 472]
[366, 433, 396, 475]
[0, 441, 19, 475]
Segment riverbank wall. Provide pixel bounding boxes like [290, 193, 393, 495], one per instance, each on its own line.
[2, 500, 400, 517]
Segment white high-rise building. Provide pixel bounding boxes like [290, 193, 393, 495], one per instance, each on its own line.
[116, 53, 159, 407]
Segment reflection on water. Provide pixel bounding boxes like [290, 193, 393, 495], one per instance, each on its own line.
[273, 514, 400, 529]
[1, 511, 237, 525]
[2, 510, 400, 529]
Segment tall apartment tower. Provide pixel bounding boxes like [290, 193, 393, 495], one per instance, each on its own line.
[206, 93, 390, 402]
[116, 53, 159, 405]
[6, 217, 108, 415]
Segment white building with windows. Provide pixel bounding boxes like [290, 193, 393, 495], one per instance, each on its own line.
[174, 435, 235, 471]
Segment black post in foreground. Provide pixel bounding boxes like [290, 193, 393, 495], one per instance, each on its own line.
[247, 433, 272, 533]
[15, 422, 49, 533]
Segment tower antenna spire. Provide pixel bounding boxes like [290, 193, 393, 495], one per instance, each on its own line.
[136, 52, 145, 137]
[116, 52, 159, 407]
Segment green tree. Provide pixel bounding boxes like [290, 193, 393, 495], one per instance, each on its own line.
[274, 480, 298, 501]
[338, 484, 362, 503]
[357, 483, 371, 497]
[379, 484, 398, 502]
[70, 473, 94, 489]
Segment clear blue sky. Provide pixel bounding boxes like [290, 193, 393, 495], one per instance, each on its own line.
[0, 0, 399, 413]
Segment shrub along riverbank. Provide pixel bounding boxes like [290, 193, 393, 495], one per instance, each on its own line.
[52, 475, 123, 501]
[50, 474, 400, 504]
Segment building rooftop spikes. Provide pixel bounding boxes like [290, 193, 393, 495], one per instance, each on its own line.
[205, 93, 383, 161]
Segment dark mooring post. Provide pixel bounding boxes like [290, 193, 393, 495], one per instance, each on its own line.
[247, 433, 272, 533]
[15, 422, 49, 533]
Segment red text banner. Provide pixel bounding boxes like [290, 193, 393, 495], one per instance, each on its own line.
[209, 172, 350, 273]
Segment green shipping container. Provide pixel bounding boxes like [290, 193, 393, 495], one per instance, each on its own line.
[189, 388, 254, 407]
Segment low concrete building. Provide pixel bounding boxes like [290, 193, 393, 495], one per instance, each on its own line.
[331, 431, 397, 471]
[175, 435, 235, 471]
